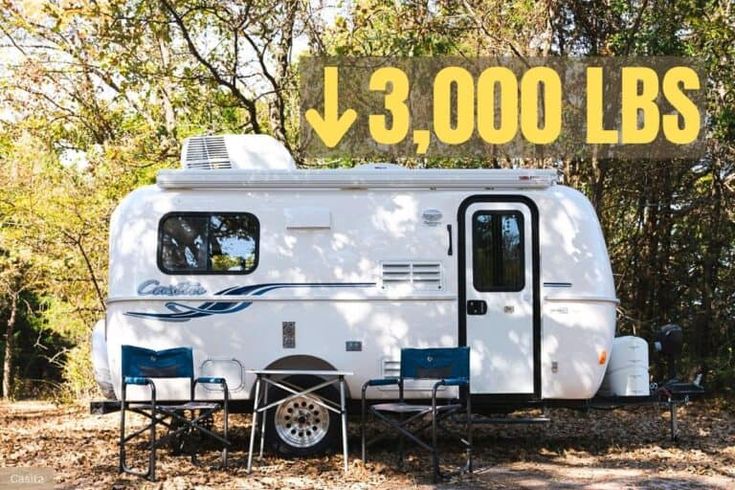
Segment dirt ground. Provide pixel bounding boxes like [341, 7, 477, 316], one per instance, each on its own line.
[1, 398, 734, 489]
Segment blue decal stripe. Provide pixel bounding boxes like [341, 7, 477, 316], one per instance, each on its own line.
[124, 282, 375, 323]
[216, 285, 243, 296]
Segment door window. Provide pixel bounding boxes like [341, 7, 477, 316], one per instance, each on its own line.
[472, 211, 524, 291]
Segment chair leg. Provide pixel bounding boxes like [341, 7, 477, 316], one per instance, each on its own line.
[119, 398, 126, 474]
[189, 410, 199, 466]
[398, 416, 405, 469]
[361, 387, 367, 462]
[398, 381, 405, 469]
[222, 394, 229, 468]
[119, 387, 161, 481]
[247, 377, 262, 473]
[340, 377, 349, 473]
[431, 401, 439, 483]
[149, 402, 157, 481]
[466, 393, 473, 473]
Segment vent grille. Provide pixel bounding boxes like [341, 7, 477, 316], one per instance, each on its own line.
[182, 136, 232, 170]
[382, 359, 400, 379]
[380, 262, 442, 290]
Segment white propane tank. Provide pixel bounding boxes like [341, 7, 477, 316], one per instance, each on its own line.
[91, 320, 115, 399]
[598, 336, 650, 397]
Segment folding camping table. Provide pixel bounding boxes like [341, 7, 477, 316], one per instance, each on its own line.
[246, 369, 353, 473]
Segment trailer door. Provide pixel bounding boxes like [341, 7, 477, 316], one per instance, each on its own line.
[461, 199, 538, 395]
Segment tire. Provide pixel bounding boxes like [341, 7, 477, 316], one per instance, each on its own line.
[264, 375, 341, 457]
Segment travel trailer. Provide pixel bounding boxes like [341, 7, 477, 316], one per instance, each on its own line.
[93, 134, 621, 454]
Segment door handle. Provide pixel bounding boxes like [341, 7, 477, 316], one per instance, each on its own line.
[467, 300, 487, 315]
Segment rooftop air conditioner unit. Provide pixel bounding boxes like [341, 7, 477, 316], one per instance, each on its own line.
[180, 134, 295, 171]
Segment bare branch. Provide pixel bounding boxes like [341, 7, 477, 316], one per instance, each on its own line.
[160, 0, 262, 133]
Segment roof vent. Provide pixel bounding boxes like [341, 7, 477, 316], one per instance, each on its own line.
[181, 134, 295, 171]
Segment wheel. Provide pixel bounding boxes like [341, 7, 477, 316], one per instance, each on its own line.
[265, 375, 341, 457]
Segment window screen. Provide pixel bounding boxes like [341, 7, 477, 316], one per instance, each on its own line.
[472, 211, 524, 291]
[159, 213, 259, 274]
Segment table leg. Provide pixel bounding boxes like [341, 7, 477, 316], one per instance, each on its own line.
[259, 379, 268, 458]
[670, 400, 678, 441]
[339, 376, 348, 473]
[247, 376, 262, 473]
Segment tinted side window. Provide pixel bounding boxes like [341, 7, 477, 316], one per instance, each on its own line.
[160, 215, 208, 272]
[209, 214, 258, 272]
[472, 211, 524, 291]
[159, 213, 259, 274]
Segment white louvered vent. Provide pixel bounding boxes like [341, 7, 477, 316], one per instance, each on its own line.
[182, 136, 232, 170]
[380, 261, 442, 290]
[382, 359, 401, 379]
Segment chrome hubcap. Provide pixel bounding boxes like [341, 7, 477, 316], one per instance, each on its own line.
[274, 395, 330, 448]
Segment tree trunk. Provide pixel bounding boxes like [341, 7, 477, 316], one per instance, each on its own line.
[697, 161, 724, 378]
[2, 293, 18, 399]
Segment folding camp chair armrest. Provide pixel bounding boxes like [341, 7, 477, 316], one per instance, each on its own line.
[196, 376, 226, 384]
[123, 376, 154, 386]
[363, 378, 401, 389]
[362, 377, 401, 416]
[192, 377, 229, 402]
[427, 378, 467, 411]
[431, 377, 468, 402]
[438, 377, 469, 387]
[121, 377, 156, 406]
[432, 380, 442, 401]
[362, 378, 401, 401]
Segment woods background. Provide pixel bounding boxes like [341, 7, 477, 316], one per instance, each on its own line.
[0, 0, 733, 401]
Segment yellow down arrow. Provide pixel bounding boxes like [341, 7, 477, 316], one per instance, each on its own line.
[305, 66, 357, 148]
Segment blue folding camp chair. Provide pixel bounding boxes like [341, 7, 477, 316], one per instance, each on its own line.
[119, 345, 230, 481]
[361, 347, 472, 482]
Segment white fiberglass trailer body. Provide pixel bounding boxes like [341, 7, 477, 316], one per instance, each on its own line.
[100, 136, 617, 415]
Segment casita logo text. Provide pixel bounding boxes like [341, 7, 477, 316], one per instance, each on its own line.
[137, 280, 207, 296]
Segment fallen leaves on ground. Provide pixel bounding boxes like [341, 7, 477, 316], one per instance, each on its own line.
[0, 399, 734, 489]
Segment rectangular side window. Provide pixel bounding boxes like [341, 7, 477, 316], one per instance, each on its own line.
[472, 211, 524, 291]
[159, 213, 259, 274]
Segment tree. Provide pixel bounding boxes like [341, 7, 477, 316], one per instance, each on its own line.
[0, 0, 733, 397]
[0, 251, 40, 398]
[159, 0, 316, 156]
